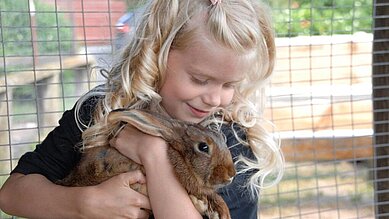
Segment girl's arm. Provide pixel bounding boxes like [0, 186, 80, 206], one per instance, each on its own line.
[111, 125, 203, 219]
[0, 171, 151, 219]
[0, 95, 152, 219]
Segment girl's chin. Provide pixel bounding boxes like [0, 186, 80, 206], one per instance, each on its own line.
[181, 114, 207, 124]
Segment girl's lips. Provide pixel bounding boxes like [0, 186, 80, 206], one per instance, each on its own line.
[187, 104, 210, 118]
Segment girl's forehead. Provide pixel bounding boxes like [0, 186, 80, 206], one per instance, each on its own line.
[173, 34, 251, 81]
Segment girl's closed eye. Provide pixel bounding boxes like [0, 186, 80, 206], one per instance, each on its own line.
[223, 82, 238, 89]
[191, 76, 209, 85]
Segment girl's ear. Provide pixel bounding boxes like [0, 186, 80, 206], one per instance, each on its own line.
[108, 109, 175, 139]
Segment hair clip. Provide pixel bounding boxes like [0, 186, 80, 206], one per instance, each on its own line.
[210, 0, 221, 5]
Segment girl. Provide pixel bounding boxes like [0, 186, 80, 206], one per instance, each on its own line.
[0, 0, 284, 218]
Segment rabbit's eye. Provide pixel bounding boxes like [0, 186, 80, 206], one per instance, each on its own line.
[197, 142, 209, 154]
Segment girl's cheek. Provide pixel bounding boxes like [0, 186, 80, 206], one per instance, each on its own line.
[221, 90, 235, 107]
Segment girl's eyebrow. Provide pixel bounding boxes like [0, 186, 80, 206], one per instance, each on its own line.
[188, 65, 244, 83]
[191, 71, 244, 84]
[190, 72, 212, 80]
[187, 65, 208, 75]
[230, 78, 245, 83]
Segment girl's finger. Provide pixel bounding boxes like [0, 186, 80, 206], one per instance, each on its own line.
[119, 170, 147, 185]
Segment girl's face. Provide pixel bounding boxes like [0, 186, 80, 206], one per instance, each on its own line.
[159, 32, 250, 123]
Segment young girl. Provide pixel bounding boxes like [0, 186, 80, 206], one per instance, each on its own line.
[0, 0, 284, 218]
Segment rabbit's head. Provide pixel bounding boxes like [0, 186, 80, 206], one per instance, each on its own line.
[108, 109, 236, 188]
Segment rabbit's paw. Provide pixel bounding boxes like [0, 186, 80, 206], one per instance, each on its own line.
[208, 211, 220, 219]
[130, 183, 148, 196]
[208, 211, 231, 219]
[208, 194, 231, 219]
[189, 195, 208, 214]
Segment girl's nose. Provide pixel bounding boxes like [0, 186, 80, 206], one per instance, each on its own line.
[202, 87, 222, 107]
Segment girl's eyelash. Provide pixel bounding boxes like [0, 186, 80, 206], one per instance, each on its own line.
[224, 83, 235, 88]
[224, 81, 239, 88]
[191, 76, 208, 85]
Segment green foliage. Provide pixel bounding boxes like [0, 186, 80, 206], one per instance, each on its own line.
[268, 0, 373, 37]
[0, 0, 72, 56]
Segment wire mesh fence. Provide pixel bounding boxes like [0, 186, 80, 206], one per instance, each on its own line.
[260, 0, 375, 218]
[0, 0, 381, 218]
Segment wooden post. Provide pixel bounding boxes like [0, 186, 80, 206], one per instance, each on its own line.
[373, 1, 389, 217]
[29, 0, 38, 66]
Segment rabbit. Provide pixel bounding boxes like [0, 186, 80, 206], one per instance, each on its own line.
[57, 108, 236, 219]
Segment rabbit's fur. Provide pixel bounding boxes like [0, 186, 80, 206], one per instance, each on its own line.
[57, 108, 236, 219]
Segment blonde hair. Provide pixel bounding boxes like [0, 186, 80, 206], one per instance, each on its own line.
[77, 0, 284, 197]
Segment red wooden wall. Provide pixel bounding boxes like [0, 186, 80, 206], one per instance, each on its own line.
[40, 0, 127, 45]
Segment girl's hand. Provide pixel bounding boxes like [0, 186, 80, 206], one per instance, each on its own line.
[0, 172, 150, 219]
[82, 170, 151, 219]
[109, 124, 168, 164]
[109, 124, 202, 218]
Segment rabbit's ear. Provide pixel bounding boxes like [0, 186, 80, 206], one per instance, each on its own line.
[108, 109, 176, 139]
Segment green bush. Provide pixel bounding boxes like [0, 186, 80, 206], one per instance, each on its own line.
[0, 0, 72, 57]
[268, 0, 373, 37]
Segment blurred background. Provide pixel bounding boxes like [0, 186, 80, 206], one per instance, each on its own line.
[0, 0, 386, 218]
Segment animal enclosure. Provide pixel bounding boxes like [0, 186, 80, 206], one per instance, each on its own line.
[0, 0, 385, 218]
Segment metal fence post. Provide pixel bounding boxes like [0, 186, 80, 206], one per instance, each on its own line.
[373, 0, 389, 217]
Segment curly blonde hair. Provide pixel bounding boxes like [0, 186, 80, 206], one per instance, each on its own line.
[77, 0, 284, 197]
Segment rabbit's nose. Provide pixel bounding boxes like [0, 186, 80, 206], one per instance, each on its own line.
[214, 177, 234, 189]
[222, 176, 234, 186]
[226, 176, 234, 184]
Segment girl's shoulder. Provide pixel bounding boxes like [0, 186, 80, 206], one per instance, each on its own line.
[221, 122, 246, 141]
[219, 122, 257, 185]
[220, 123, 254, 160]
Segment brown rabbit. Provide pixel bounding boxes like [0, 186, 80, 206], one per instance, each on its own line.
[57, 108, 236, 219]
